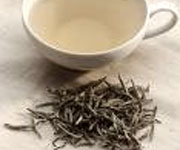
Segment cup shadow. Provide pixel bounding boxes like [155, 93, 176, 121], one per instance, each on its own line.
[40, 59, 87, 88]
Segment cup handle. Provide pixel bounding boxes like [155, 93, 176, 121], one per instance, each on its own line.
[144, 2, 179, 39]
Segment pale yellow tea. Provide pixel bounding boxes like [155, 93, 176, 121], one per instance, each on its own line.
[29, 0, 145, 53]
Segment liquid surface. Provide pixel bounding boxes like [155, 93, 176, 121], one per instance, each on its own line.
[29, 0, 145, 53]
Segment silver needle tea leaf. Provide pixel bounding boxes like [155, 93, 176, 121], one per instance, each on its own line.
[4, 75, 159, 150]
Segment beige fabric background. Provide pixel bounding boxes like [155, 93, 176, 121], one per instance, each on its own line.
[0, 0, 180, 150]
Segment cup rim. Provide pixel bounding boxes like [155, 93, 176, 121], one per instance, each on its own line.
[22, 0, 149, 56]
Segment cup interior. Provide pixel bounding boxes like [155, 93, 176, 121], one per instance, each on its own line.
[23, 0, 147, 54]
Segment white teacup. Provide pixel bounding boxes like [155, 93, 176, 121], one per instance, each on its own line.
[22, 0, 179, 70]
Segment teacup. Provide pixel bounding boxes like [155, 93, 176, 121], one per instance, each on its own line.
[22, 0, 179, 70]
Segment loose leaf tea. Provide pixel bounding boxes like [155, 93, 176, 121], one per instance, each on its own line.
[4, 75, 159, 150]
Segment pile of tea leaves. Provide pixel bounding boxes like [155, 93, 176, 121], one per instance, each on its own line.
[4, 76, 159, 150]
